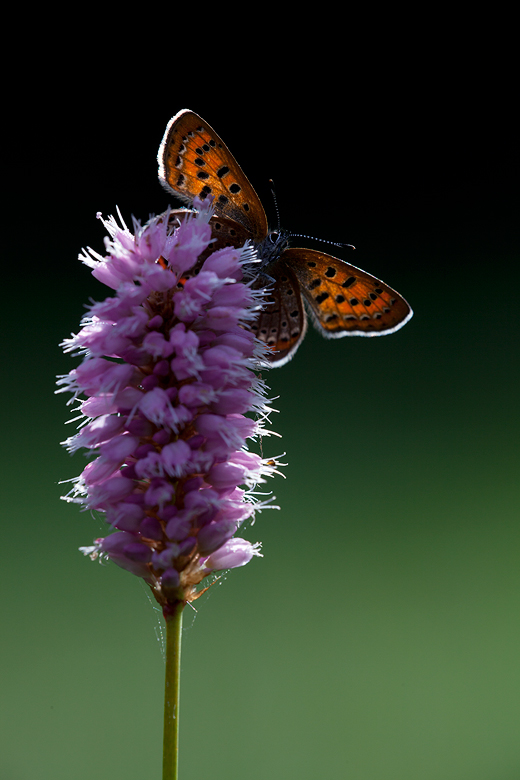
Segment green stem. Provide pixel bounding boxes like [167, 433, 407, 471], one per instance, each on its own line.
[163, 602, 184, 780]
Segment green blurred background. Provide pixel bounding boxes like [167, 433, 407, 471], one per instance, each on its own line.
[2, 60, 519, 780]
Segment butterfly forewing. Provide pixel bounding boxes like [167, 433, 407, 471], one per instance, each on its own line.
[282, 247, 413, 337]
[158, 109, 268, 241]
[207, 214, 254, 252]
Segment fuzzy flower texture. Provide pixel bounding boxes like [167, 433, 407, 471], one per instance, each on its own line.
[57, 200, 280, 612]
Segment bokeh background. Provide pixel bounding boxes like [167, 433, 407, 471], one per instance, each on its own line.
[2, 57, 518, 779]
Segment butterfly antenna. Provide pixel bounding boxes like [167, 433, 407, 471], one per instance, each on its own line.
[269, 179, 281, 231]
[290, 233, 355, 250]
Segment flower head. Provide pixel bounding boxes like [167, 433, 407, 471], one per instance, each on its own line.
[58, 201, 280, 612]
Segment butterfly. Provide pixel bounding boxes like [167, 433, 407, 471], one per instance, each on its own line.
[158, 109, 413, 367]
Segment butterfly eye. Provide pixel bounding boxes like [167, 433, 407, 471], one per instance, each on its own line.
[268, 231, 279, 243]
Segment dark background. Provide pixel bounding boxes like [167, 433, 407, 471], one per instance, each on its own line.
[2, 50, 519, 780]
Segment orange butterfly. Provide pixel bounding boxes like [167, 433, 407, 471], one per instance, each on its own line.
[158, 109, 412, 366]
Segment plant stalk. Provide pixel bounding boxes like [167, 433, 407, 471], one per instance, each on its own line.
[163, 602, 184, 780]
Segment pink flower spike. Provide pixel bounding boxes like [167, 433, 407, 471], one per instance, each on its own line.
[58, 204, 282, 611]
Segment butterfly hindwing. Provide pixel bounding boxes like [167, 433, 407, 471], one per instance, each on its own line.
[158, 109, 268, 242]
[251, 260, 307, 367]
[282, 247, 413, 337]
